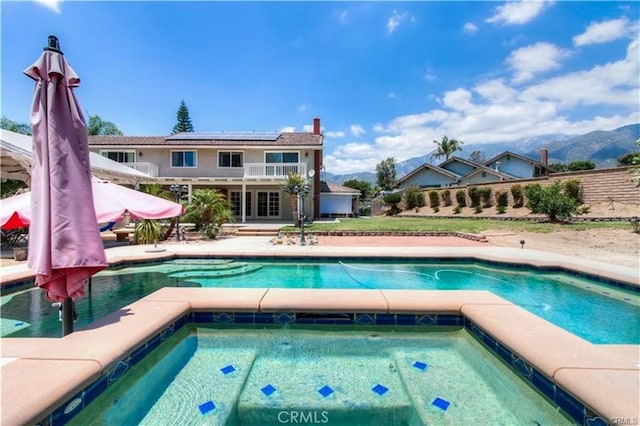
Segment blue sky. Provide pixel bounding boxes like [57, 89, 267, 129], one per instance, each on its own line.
[2, 1, 639, 174]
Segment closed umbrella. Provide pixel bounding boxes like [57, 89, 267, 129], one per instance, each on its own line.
[25, 36, 108, 335]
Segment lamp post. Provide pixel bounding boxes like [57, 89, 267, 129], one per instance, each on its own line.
[295, 183, 310, 244]
[170, 184, 188, 241]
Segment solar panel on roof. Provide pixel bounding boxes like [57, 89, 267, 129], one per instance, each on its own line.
[167, 132, 281, 141]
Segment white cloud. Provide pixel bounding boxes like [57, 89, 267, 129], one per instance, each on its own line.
[280, 126, 296, 133]
[388, 92, 396, 99]
[486, 1, 552, 25]
[573, 18, 629, 46]
[339, 10, 348, 24]
[323, 36, 639, 175]
[387, 10, 412, 34]
[302, 124, 313, 132]
[463, 22, 478, 34]
[507, 42, 569, 83]
[297, 104, 309, 112]
[424, 70, 437, 81]
[35, 0, 61, 13]
[350, 124, 366, 136]
[325, 131, 346, 138]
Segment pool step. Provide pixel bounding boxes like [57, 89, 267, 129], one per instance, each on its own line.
[141, 345, 257, 425]
[167, 264, 263, 279]
[236, 356, 417, 426]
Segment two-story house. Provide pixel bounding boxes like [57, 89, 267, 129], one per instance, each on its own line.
[88, 118, 323, 223]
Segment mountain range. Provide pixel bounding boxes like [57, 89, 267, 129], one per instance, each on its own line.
[323, 123, 640, 184]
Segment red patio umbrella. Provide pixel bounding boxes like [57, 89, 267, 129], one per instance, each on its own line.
[25, 36, 108, 335]
[0, 179, 184, 230]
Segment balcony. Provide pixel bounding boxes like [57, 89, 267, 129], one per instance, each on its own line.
[124, 161, 159, 177]
[244, 162, 307, 178]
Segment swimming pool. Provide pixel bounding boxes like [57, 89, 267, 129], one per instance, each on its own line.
[2, 258, 638, 343]
[67, 325, 574, 425]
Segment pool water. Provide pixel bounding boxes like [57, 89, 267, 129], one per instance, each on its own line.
[2, 259, 638, 343]
[68, 325, 574, 426]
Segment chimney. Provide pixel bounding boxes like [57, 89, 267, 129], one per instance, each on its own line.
[540, 148, 549, 176]
[313, 117, 320, 136]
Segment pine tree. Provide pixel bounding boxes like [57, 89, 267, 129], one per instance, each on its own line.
[172, 100, 194, 134]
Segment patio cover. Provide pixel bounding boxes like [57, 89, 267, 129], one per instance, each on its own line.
[0, 129, 151, 184]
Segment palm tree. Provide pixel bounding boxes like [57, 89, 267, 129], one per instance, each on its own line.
[139, 183, 176, 241]
[431, 136, 464, 161]
[183, 188, 234, 239]
[280, 172, 306, 227]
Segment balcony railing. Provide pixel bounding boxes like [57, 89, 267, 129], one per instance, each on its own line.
[244, 162, 307, 178]
[124, 161, 159, 177]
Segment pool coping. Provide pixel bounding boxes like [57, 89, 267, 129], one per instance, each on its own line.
[1, 288, 638, 426]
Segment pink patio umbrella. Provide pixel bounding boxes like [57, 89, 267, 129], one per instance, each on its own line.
[25, 36, 108, 335]
[1, 179, 184, 230]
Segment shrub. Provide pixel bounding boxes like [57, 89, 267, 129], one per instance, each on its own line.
[453, 206, 461, 214]
[403, 185, 425, 210]
[383, 192, 402, 215]
[630, 217, 639, 233]
[480, 187, 493, 208]
[442, 190, 452, 207]
[567, 160, 596, 171]
[511, 184, 524, 208]
[563, 179, 582, 203]
[468, 187, 481, 207]
[495, 191, 509, 213]
[455, 190, 466, 207]
[474, 205, 483, 214]
[525, 181, 579, 222]
[523, 184, 543, 210]
[428, 191, 440, 209]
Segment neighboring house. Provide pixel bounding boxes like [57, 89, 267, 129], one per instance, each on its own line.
[88, 118, 323, 223]
[439, 156, 479, 177]
[397, 149, 549, 190]
[484, 151, 548, 178]
[396, 163, 460, 190]
[319, 182, 360, 218]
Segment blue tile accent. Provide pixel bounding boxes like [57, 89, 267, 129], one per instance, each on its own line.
[481, 333, 497, 351]
[416, 314, 436, 325]
[318, 385, 334, 397]
[109, 360, 129, 382]
[234, 313, 255, 323]
[555, 388, 585, 424]
[161, 326, 175, 341]
[175, 315, 188, 329]
[432, 397, 450, 411]
[375, 314, 396, 325]
[294, 317, 315, 324]
[586, 415, 607, 426]
[315, 318, 337, 325]
[372, 384, 389, 395]
[275, 313, 295, 324]
[512, 358, 532, 380]
[333, 317, 355, 325]
[220, 365, 236, 375]
[254, 313, 274, 324]
[261, 384, 276, 396]
[198, 400, 215, 414]
[495, 342, 512, 364]
[129, 345, 147, 368]
[51, 392, 83, 425]
[436, 314, 461, 326]
[355, 314, 375, 325]
[396, 314, 416, 325]
[413, 361, 428, 371]
[82, 375, 109, 408]
[192, 312, 214, 323]
[214, 313, 234, 323]
[532, 370, 555, 402]
[147, 334, 162, 352]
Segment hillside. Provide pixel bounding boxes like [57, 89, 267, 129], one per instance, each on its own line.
[325, 123, 639, 184]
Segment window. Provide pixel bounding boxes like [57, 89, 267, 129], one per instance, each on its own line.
[230, 191, 252, 216]
[171, 151, 196, 168]
[218, 151, 243, 168]
[265, 152, 299, 163]
[257, 191, 280, 217]
[100, 151, 135, 163]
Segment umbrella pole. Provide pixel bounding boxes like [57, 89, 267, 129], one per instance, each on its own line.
[62, 298, 74, 336]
